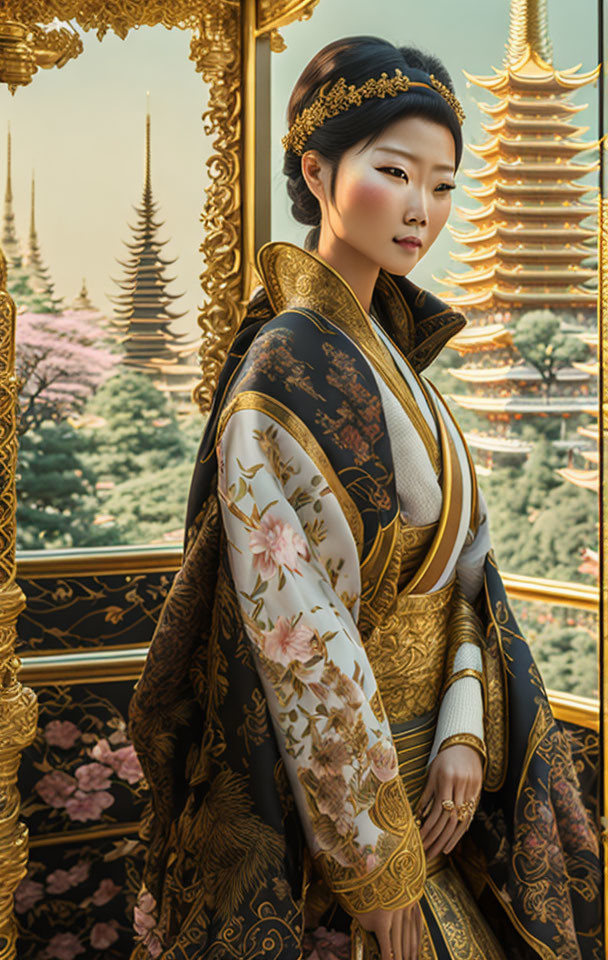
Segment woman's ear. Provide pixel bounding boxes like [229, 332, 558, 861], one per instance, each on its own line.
[301, 150, 328, 207]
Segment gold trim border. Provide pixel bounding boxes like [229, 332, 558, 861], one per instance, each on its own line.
[14, 647, 600, 733]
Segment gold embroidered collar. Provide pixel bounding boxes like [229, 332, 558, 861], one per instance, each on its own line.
[255, 240, 466, 372]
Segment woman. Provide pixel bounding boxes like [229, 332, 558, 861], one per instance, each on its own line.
[128, 36, 601, 960]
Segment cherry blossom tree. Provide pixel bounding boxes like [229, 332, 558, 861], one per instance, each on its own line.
[15, 309, 118, 435]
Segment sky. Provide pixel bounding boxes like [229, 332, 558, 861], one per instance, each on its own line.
[0, 0, 600, 335]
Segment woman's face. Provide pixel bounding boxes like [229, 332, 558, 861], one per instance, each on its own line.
[306, 113, 456, 277]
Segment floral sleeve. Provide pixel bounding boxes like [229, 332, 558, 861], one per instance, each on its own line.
[216, 403, 425, 916]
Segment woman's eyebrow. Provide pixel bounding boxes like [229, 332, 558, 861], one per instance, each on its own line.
[374, 145, 454, 174]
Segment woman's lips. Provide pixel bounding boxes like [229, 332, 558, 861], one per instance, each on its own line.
[394, 237, 422, 250]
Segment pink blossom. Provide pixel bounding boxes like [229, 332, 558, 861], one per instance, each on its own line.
[145, 934, 163, 958]
[310, 737, 350, 778]
[90, 738, 114, 765]
[44, 720, 81, 749]
[16, 310, 117, 435]
[90, 921, 119, 949]
[89, 739, 144, 783]
[46, 870, 73, 895]
[14, 877, 44, 912]
[137, 890, 157, 914]
[75, 762, 112, 792]
[249, 514, 310, 580]
[367, 739, 398, 783]
[68, 861, 90, 885]
[64, 789, 114, 822]
[262, 617, 315, 667]
[91, 877, 121, 906]
[304, 926, 351, 960]
[365, 853, 379, 871]
[35, 771, 77, 808]
[111, 744, 144, 784]
[45, 932, 85, 960]
[134, 906, 156, 936]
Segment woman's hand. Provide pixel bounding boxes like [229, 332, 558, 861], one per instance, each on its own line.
[352, 900, 423, 960]
[416, 744, 482, 860]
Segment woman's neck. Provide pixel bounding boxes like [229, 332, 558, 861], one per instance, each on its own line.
[315, 234, 379, 314]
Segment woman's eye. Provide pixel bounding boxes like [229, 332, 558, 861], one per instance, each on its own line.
[380, 166, 408, 181]
[436, 182, 456, 192]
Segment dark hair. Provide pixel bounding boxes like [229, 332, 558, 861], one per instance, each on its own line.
[283, 36, 462, 251]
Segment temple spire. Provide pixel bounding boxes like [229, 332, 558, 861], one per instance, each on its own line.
[144, 92, 151, 202]
[109, 104, 193, 381]
[506, 0, 553, 66]
[2, 126, 22, 269]
[24, 172, 61, 309]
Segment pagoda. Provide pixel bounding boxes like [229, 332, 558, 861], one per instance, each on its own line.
[109, 107, 197, 406]
[23, 173, 63, 311]
[557, 330, 598, 492]
[441, 0, 599, 470]
[2, 127, 22, 270]
[2, 136, 63, 314]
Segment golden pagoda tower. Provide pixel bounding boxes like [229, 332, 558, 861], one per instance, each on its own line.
[109, 106, 197, 406]
[442, 0, 599, 471]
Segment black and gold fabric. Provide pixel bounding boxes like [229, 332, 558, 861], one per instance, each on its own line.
[127, 242, 601, 959]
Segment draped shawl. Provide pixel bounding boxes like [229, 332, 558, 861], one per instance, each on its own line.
[128, 242, 601, 960]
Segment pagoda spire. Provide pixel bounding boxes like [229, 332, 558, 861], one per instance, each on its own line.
[2, 126, 22, 270]
[505, 0, 552, 66]
[109, 103, 192, 377]
[23, 172, 62, 310]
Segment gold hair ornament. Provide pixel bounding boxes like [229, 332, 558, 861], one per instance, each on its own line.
[282, 67, 465, 155]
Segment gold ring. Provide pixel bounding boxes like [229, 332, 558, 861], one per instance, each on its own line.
[456, 798, 476, 822]
[441, 799, 456, 813]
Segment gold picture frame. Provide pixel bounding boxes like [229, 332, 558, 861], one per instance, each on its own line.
[0, 0, 604, 953]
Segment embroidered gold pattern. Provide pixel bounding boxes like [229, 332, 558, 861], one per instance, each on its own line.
[365, 578, 456, 724]
[425, 868, 507, 959]
[256, 242, 442, 472]
[315, 773, 426, 915]
[282, 68, 465, 154]
[481, 554, 508, 791]
[441, 668, 484, 699]
[216, 389, 364, 557]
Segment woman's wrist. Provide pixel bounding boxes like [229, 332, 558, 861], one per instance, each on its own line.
[437, 733, 487, 776]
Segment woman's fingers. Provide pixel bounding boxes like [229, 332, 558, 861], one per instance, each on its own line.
[402, 903, 422, 960]
[376, 917, 393, 960]
[391, 907, 404, 960]
[425, 816, 458, 860]
[443, 815, 470, 854]
[402, 905, 412, 960]
[416, 778, 434, 820]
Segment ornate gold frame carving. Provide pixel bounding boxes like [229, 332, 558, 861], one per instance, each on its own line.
[0, 249, 37, 959]
[1, 0, 604, 950]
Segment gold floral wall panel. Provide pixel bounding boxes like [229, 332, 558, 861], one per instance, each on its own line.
[14, 674, 148, 959]
[17, 562, 178, 657]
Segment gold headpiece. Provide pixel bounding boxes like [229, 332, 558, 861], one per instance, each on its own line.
[282, 68, 465, 155]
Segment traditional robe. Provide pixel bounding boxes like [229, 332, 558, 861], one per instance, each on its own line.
[128, 241, 601, 960]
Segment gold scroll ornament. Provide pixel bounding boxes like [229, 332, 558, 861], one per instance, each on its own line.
[0, 247, 38, 959]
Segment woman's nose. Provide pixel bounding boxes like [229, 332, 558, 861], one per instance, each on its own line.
[403, 196, 427, 227]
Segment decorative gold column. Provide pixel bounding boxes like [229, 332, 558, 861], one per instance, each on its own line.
[191, 0, 321, 412]
[0, 248, 37, 959]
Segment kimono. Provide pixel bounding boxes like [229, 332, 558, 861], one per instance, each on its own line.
[127, 241, 601, 960]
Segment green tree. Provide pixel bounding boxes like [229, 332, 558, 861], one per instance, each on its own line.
[16, 421, 117, 550]
[80, 370, 203, 544]
[83, 370, 186, 482]
[512, 310, 588, 397]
